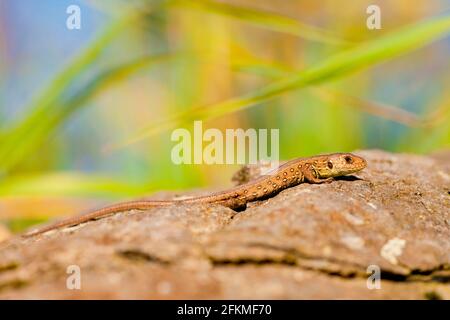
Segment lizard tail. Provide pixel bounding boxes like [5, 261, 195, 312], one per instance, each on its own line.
[22, 200, 174, 238]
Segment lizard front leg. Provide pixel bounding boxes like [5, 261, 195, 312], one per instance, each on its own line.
[303, 165, 333, 184]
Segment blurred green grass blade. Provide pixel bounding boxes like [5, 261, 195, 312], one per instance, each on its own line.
[229, 43, 431, 128]
[0, 8, 159, 174]
[0, 54, 170, 174]
[231, 59, 291, 79]
[2, 16, 129, 132]
[232, 61, 424, 127]
[111, 15, 450, 150]
[0, 172, 150, 197]
[171, 0, 350, 46]
[0, 17, 128, 173]
[310, 88, 423, 127]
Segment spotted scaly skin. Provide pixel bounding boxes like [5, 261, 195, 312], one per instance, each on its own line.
[24, 153, 367, 237]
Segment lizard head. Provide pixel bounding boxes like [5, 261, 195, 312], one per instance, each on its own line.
[314, 153, 367, 178]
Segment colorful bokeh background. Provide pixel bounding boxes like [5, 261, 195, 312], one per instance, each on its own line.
[0, 0, 449, 232]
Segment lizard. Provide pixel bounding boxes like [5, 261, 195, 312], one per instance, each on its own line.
[23, 152, 367, 238]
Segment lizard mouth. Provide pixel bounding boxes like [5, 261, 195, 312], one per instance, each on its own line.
[342, 158, 367, 175]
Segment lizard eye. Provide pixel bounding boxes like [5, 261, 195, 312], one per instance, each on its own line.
[344, 156, 353, 164]
[327, 161, 333, 169]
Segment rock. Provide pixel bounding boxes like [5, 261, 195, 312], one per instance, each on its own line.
[0, 150, 448, 299]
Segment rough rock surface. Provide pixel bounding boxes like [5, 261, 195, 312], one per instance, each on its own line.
[0, 150, 448, 299]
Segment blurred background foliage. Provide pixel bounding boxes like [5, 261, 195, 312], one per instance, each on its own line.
[0, 0, 449, 232]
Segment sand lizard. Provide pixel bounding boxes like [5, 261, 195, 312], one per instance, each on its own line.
[23, 153, 367, 237]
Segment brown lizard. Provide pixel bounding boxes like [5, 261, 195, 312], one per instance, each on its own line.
[23, 153, 367, 238]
